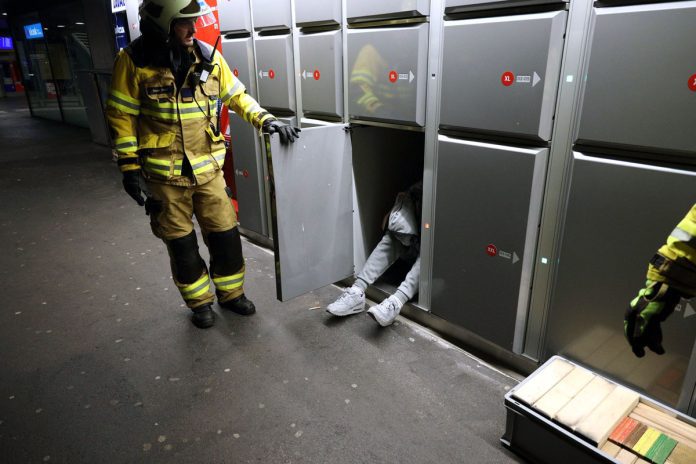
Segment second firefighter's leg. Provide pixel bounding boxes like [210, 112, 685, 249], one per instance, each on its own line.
[194, 172, 255, 315]
[146, 181, 215, 328]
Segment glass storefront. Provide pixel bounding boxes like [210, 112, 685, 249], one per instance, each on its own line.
[13, 2, 92, 128]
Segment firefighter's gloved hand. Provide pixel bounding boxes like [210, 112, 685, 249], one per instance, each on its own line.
[122, 171, 145, 207]
[624, 280, 682, 358]
[264, 120, 300, 144]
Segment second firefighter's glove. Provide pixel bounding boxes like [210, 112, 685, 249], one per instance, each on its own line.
[624, 280, 682, 358]
[264, 120, 301, 144]
[122, 170, 145, 207]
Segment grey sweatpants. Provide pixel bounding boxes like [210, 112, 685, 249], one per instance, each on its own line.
[355, 232, 420, 300]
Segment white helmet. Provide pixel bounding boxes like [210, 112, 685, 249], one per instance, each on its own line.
[139, 0, 215, 37]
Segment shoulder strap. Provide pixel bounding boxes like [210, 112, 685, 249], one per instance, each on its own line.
[194, 39, 214, 64]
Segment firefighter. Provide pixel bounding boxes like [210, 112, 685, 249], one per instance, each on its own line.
[625, 204, 696, 356]
[105, 0, 299, 329]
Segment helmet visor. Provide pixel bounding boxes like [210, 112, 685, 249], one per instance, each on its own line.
[193, 1, 217, 28]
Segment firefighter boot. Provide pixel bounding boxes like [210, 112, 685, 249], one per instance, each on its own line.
[220, 294, 256, 316]
[191, 304, 215, 329]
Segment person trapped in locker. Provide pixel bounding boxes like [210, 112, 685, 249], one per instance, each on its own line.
[624, 204, 696, 357]
[105, 0, 299, 329]
[327, 181, 423, 327]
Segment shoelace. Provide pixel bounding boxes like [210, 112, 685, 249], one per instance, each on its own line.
[337, 290, 359, 304]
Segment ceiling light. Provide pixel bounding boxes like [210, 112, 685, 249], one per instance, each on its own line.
[57, 25, 65, 28]
[75, 22, 84, 25]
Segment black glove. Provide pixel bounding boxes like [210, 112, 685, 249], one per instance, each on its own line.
[624, 281, 682, 358]
[264, 120, 301, 144]
[122, 171, 145, 206]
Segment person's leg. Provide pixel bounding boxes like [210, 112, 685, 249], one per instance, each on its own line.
[354, 233, 401, 289]
[194, 172, 254, 315]
[368, 256, 420, 327]
[327, 233, 401, 316]
[146, 181, 215, 328]
[394, 256, 421, 305]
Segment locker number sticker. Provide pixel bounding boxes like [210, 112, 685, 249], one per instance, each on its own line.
[389, 70, 398, 83]
[233, 68, 239, 77]
[486, 244, 498, 257]
[269, 69, 276, 80]
[501, 72, 515, 87]
[314, 70, 321, 81]
[689, 73, 696, 92]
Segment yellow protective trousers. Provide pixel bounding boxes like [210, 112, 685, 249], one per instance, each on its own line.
[146, 171, 246, 308]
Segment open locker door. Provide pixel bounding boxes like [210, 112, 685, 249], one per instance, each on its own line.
[265, 124, 353, 301]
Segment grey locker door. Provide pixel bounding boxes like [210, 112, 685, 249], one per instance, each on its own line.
[251, 0, 292, 31]
[347, 0, 429, 22]
[431, 136, 547, 351]
[577, 2, 696, 157]
[266, 125, 353, 301]
[218, 0, 252, 33]
[299, 30, 343, 118]
[295, 0, 342, 26]
[546, 153, 696, 408]
[255, 34, 296, 113]
[347, 24, 429, 127]
[229, 112, 267, 237]
[440, 11, 566, 141]
[222, 37, 257, 99]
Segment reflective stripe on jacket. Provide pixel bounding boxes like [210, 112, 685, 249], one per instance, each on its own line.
[106, 38, 275, 187]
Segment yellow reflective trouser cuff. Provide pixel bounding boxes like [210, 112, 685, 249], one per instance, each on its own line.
[178, 274, 212, 300]
[213, 271, 244, 291]
[114, 136, 138, 153]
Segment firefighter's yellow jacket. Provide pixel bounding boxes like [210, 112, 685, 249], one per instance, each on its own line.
[647, 204, 696, 298]
[106, 38, 274, 187]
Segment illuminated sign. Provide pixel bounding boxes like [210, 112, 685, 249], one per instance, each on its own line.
[112, 0, 127, 13]
[0, 36, 12, 50]
[24, 23, 44, 40]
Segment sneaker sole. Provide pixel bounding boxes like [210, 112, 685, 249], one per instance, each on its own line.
[367, 310, 391, 327]
[326, 304, 365, 317]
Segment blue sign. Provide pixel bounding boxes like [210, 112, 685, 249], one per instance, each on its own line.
[24, 23, 44, 40]
[114, 14, 128, 51]
[112, 0, 127, 13]
[0, 36, 12, 50]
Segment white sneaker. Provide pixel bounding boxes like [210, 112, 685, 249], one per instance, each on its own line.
[367, 295, 402, 327]
[326, 287, 366, 316]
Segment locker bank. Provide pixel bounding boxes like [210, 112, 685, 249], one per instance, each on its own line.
[0, 0, 695, 462]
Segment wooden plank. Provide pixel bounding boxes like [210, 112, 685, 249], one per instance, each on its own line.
[666, 443, 696, 464]
[616, 448, 638, 464]
[610, 417, 640, 445]
[555, 376, 615, 428]
[634, 403, 696, 441]
[633, 427, 661, 456]
[645, 433, 677, 464]
[600, 440, 622, 458]
[629, 412, 696, 450]
[533, 366, 595, 418]
[575, 386, 641, 445]
[513, 358, 574, 406]
[624, 423, 648, 449]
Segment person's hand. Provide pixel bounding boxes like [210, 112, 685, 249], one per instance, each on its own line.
[264, 120, 301, 144]
[624, 281, 682, 357]
[122, 171, 145, 206]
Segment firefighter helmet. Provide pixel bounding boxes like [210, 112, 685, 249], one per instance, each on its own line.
[139, 0, 215, 37]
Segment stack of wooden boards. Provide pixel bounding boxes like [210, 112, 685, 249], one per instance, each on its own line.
[512, 358, 696, 464]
